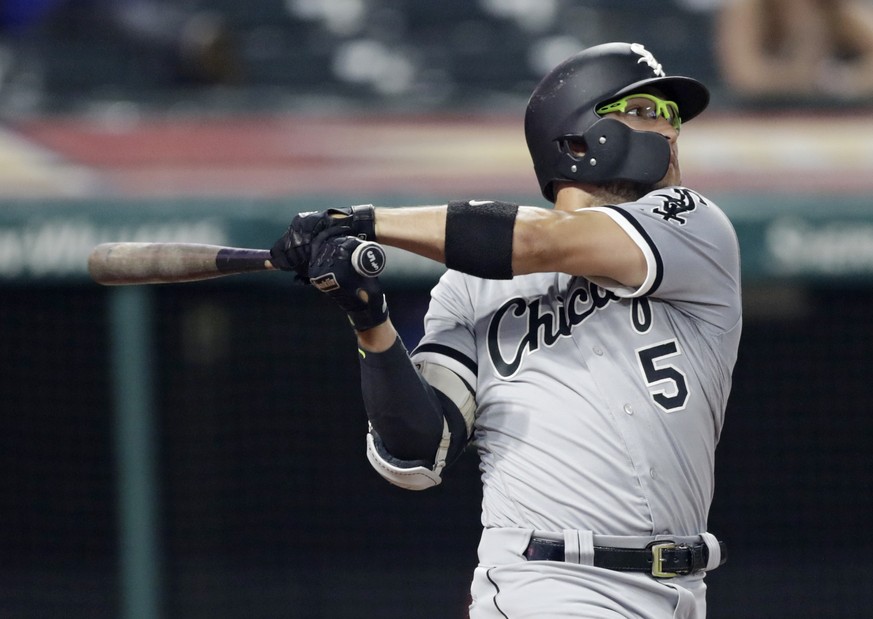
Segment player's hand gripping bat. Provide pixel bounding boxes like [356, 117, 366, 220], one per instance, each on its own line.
[87, 241, 386, 286]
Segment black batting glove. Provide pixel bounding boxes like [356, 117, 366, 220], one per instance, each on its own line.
[270, 204, 376, 284]
[329, 204, 377, 241]
[308, 230, 388, 332]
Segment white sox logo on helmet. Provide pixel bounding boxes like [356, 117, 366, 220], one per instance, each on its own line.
[630, 43, 665, 77]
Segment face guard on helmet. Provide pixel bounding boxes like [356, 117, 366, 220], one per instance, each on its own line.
[524, 42, 710, 203]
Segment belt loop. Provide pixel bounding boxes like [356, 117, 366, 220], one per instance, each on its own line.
[562, 530, 595, 566]
[700, 532, 721, 571]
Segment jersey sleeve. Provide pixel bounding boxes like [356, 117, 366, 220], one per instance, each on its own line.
[588, 187, 742, 332]
[410, 270, 479, 391]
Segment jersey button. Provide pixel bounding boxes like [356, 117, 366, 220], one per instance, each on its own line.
[649, 468, 657, 479]
[623, 404, 634, 415]
[593, 346, 604, 356]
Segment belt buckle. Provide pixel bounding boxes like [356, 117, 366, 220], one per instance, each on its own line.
[650, 542, 677, 578]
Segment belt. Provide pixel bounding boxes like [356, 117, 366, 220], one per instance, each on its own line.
[524, 537, 727, 578]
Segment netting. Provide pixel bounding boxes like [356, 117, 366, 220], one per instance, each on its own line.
[2, 282, 873, 618]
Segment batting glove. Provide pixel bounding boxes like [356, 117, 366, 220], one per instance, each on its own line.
[270, 204, 376, 284]
[308, 230, 388, 332]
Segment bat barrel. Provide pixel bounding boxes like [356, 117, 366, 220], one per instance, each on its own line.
[87, 240, 387, 286]
[88, 242, 274, 286]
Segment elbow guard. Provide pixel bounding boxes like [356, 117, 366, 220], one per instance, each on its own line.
[366, 359, 477, 490]
[366, 425, 449, 491]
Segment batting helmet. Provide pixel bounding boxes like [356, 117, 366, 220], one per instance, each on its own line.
[524, 42, 710, 202]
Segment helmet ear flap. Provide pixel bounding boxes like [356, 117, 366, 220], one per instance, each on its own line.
[553, 118, 670, 188]
[558, 135, 589, 159]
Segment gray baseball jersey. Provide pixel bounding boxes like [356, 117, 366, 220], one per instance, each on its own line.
[412, 187, 742, 538]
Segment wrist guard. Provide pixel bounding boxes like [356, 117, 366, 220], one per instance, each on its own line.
[326, 204, 377, 241]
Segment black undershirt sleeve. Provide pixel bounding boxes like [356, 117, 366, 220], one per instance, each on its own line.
[359, 336, 465, 464]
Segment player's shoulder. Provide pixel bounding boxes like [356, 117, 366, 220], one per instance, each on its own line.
[621, 186, 734, 230]
[637, 185, 716, 210]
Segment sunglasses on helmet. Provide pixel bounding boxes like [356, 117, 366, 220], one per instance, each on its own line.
[596, 93, 682, 131]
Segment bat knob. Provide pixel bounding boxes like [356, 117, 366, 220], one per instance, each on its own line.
[351, 241, 387, 278]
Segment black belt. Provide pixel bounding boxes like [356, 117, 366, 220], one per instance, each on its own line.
[524, 537, 727, 578]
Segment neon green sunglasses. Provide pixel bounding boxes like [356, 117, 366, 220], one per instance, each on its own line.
[596, 93, 682, 131]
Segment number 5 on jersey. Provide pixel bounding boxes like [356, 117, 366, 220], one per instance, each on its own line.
[636, 339, 689, 413]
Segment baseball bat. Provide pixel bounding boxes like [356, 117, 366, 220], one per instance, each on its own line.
[88, 241, 386, 286]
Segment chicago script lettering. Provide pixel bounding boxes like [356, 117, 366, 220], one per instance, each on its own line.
[487, 281, 653, 377]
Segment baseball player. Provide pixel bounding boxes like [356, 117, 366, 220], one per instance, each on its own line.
[272, 42, 741, 618]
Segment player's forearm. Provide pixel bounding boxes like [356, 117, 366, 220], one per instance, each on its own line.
[373, 203, 643, 286]
[375, 203, 534, 273]
[373, 203, 574, 276]
[373, 206, 447, 263]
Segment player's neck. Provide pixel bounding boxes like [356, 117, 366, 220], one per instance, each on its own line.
[554, 182, 652, 211]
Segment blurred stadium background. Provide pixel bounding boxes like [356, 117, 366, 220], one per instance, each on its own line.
[1, 1, 872, 617]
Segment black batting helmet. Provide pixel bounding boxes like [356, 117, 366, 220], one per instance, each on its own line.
[524, 42, 710, 202]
